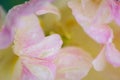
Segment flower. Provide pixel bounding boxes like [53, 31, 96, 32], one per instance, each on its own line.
[40, 0, 120, 79]
[1, 0, 120, 80]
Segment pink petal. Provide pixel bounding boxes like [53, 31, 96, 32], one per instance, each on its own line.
[12, 58, 55, 80]
[14, 34, 63, 59]
[105, 43, 120, 67]
[13, 14, 45, 54]
[68, 1, 113, 44]
[0, 0, 60, 49]
[13, 56, 57, 80]
[0, 7, 11, 49]
[12, 57, 56, 80]
[107, 0, 120, 25]
[22, 57, 56, 80]
[83, 24, 113, 44]
[68, 0, 92, 28]
[54, 47, 93, 80]
[7, 0, 58, 17]
[21, 65, 39, 80]
[6, 0, 60, 28]
[92, 46, 107, 71]
[68, 0, 112, 28]
[35, 2, 60, 18]
[0, 27, 13, 49]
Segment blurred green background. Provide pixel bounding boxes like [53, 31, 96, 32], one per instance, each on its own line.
[0, 0, 28, 12]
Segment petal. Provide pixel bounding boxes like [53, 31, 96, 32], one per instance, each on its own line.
[22, 57, 56, 80]
[14, 34, 63, 59]
[92, 46, 107, 71]
[105, 43, 120, 67]
[68, 0, 112, 28]
[0, 27, 13, 49]
[54, 47, 93, 80]
[83, 24, 113, 44]
[21, 65, 38, 80]
[13, 14, 45, 54]
[7, 0, 59, 17]
[1, 0, 60, 49]
[13, 60, 39, 80]
[12, 59, 22, 80]
[35, 2, 60, 18]
[107, 0, 120, 25]
[68, 1, 113, 44]
[0, 6, 11, 49]
[68, 0, 91, 28]
[92, 2, 112, 25]
[6, 0, 60, 27]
